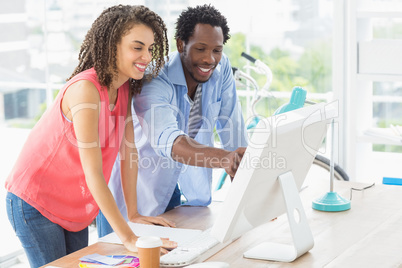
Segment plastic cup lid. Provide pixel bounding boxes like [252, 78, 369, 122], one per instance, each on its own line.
[136, 236, 163, 248]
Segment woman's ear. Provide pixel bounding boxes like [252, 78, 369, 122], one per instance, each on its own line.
[176, 39, 184, 53]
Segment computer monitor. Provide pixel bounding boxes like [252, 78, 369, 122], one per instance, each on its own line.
[210, 102, 336, 262]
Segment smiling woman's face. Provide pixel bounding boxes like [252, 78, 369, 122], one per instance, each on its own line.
[115, 23, 155, 81]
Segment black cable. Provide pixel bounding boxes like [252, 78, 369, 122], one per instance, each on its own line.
[349, 182, 375, 200]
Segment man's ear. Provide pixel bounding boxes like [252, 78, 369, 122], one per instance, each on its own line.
[176, 39, 184, 53]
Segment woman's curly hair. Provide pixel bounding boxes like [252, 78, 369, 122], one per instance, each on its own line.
[68, 5, 169, 94]
[175, 4, 230, 44]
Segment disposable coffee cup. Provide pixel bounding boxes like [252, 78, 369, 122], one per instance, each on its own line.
[136, 236, 162, 268]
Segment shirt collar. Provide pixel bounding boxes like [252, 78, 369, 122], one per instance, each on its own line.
[167, 51, 187, 87]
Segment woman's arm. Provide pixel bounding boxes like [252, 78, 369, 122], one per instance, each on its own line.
[121, 99, 176, 228]
[63, 81, 176, 252]
[63, 81, 138, 250]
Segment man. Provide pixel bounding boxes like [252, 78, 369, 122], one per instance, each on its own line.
[97, 4, 248, 237]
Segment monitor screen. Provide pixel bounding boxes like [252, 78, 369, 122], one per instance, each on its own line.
[210, 102, 336, 261]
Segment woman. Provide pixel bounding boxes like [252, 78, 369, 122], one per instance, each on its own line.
[5, 5, 176, 267]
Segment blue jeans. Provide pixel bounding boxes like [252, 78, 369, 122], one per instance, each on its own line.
[96, 209, 114, 238]
[6, 192, 88, 268]
[96, 184, 182, 238]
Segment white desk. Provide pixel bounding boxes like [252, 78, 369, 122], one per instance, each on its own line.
[43, 180, 402, 267]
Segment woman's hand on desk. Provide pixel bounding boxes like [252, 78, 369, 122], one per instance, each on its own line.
[129, 213, 176, 228]
[122, 233, 178, 254]
[126, 213, 178, 253]
[160, 238, 178, 254]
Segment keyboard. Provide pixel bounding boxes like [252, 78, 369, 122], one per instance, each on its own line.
[160, 228, 230, 267]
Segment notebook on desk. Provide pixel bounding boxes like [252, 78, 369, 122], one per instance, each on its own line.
[99, 222, 234, 267]
[99, 222, 202, 246]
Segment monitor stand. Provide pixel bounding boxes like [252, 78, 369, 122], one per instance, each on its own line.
[243, 171, 314, 262]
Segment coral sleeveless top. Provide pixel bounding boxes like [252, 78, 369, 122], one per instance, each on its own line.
[5, 68, 129, 231]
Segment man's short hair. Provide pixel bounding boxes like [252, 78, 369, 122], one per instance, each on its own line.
[175, 4, 230, 44]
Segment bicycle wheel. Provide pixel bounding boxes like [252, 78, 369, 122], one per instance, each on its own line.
[313, 155, 350, 181]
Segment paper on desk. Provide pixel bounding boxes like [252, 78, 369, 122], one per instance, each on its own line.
[80, 253, 124, 266]
[98, 222, 202, 246]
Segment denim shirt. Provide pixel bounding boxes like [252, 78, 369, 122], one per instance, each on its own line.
[108, 51, 247, 217]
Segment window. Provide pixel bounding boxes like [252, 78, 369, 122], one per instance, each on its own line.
[0, 0, 336, 265]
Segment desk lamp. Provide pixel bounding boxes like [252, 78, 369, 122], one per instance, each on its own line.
[312, 119, 351, 211]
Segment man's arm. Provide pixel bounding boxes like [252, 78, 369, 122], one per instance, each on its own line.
[170, 54, 248, 177]
[171, 135, 246, 178]
[135, 65, 246, 176]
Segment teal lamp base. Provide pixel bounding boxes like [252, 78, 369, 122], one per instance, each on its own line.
[312, 192, 351, 212]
